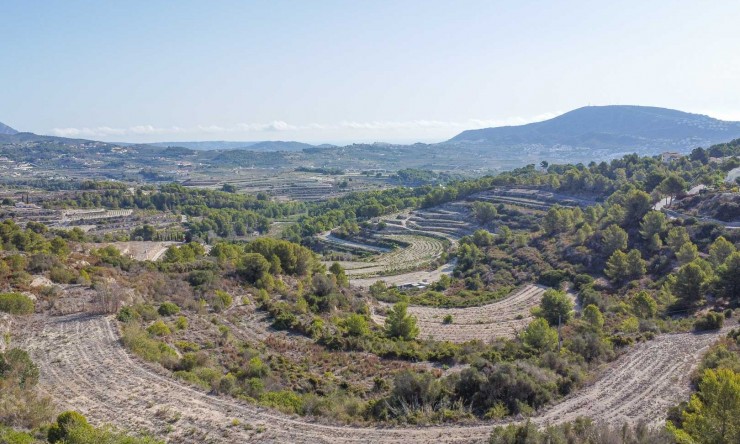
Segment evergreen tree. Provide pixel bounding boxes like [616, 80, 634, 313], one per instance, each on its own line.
[667, 226, 690, 254]
[717, 252, 740, 301]
[673, 261, 707, 303]
[677, 242, 699, 265]
[384, 302, 419, 340]
[602, 224, 628, 257]
[709, 236, 736, 267]
[626, 249, 646, 279]
[639, 211, 667, 240]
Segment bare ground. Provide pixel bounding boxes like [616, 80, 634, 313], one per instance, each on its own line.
[17, 313, 727, 443]
[351, 260, 456, 289]
[371, 285, 547, 342]
[86, 241, 178, 262]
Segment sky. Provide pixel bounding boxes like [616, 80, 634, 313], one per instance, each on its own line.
[2, 0, 740, 144]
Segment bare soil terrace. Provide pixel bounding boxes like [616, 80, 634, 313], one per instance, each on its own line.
[371, 285, 547, 342]
[17, 313, 727, 443]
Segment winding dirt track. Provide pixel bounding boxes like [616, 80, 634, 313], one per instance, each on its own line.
[19, 314, 726, 443]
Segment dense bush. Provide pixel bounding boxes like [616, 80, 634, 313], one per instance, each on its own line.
[157, 302, 180, 316]
[48, 410, 163, 444]
[694, 312, 724, 331]
[489, 418, 674, 444]
[0, 292, 34, 315]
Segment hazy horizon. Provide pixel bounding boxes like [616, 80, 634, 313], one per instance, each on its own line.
[2, 0, 740, 143]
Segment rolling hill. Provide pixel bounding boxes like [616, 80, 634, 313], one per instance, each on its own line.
[147, 140, 315, 151]
[0, 121, 18, 135]
[447, 105, 740, 152]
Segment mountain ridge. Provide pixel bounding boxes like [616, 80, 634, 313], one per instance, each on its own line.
[447, 105, 740, 151]
[0, 121, 18, 135]
[145, 140, 315, 151]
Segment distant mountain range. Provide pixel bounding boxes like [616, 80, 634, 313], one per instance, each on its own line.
[448, 105, 740, 152]
[0, 121, 17, 135]
[3, 105, 740, 177]
[146, 140, 320, 152]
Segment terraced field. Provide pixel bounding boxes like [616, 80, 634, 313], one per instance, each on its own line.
[471, 188, 596, 210]
[405, 206, 475, 240]
[329, 234, 446, 279]
[18, 313, 726, 443]
[321, 204, 476, 288]
[351, 260, 456, 289]
[372, 285, 547, 342]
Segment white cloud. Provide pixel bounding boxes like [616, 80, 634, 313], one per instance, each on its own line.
[50, 112, 563, 139]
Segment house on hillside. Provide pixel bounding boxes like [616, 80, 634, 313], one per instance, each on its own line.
[661, 152, 683, 163]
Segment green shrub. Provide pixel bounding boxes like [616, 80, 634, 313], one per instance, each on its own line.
[48, 410, 164, 443]
[187, 270, 215, 287]
[133, 304, 158, 321]
[538, 269, 569, 288]
[48, 411, 91, 443]
[212, 290, 233, 312]
[218, 373, 237, 394]
[174, 316, 188, 330]
[443, 314, 453, 324]
[695, 312, 724, 331]
[259, 390, 303, 414]
[122, 324, 177, 366]
[0, 426, 34, 444]
[343, 313, 370, 336]
[246, 356, 269, 378]
[157, 302, 180, 316]
[0, 348, 40, 388]
[116, 306, 136, 323]
[173, 370, 209, 389]
[0, 292, 34, 315]
[147, 320, 171, 336]
[49, 266, 76, 284]
[174, 341, 200, 352]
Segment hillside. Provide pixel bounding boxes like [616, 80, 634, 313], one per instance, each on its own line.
[0, 121, 18, 135]
[448, 105, 740, 152]
[147, 140, 314, 151]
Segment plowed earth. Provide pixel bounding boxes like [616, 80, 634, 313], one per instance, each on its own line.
[18, 314, 726, 443]
[372, 285, 547, 342]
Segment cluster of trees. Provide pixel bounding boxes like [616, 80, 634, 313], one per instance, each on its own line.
[47, 183, 304, 240]
[667, 332, 740, 443]
[162, 242, 206, 263]
[295, 166, 344, 175]
[0, 220, 70, 254]
[391, 169, 456, 186]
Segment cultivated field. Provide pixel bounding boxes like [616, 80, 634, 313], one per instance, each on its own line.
[17, 313, 727, 443]
[371, 285, 547, 342]
[328, 234, 446, 279]
[322, 203, 475, 288]
[351, 260, 456, 289]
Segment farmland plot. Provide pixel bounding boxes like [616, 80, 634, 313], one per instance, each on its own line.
[329, 234, 446, 279]
[17, 313, 727, 443]
[351, 260, 456, 289]
[372, 285, 548, 342]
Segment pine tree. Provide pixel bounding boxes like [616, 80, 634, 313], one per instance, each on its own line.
[384, 302, 419, 340]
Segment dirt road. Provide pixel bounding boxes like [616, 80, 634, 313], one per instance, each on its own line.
[19, 314, 726, 443]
